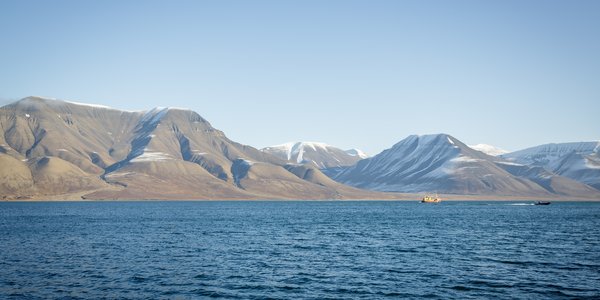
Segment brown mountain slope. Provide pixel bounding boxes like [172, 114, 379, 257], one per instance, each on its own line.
[0, 97, 401, 200]
[0, 154, 34, 197]
[28, 156, 108, 195]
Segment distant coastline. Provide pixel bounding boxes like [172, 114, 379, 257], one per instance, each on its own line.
[1, 97, 599, 201]
[4, 195, 600, 202]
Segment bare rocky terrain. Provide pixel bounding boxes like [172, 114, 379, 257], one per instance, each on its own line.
[0, 97, 403, 200]
[1, 97, 598, 201]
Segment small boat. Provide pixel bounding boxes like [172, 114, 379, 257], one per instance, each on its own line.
[534, 201, 551, 205]
[421, 193, 441, 203]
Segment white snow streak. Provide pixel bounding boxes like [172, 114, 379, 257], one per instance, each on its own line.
[496, 161, 525, 166]
[63, 100, 114, 109]
[450, 156, 482, 163]
[130, 151, 173, 162]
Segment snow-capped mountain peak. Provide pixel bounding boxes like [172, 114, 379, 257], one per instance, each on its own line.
[330, 133, 600, 196]
[469, 144, 509, 156]
[502, 142, 599, 166]
[261, 142, 366, 169]
[263, 142, 329, 162]
[345, 149, 369, 159]
[502, 141, 600, 190]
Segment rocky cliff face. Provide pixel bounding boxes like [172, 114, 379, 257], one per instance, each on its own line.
[0, 97, 395, 200]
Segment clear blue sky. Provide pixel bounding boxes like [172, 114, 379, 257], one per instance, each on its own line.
[1, 0, 599, 154]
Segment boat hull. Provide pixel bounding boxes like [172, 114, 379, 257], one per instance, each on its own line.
[421, 196, 441, 203]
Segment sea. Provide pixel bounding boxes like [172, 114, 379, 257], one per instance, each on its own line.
[1, 201, 599, 299]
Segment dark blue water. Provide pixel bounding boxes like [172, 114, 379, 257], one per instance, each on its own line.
[1, 201, 599, 299]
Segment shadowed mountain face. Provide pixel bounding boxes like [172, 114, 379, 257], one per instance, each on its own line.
[501, 142, 600, 191]
[0, 97, 396, 200]
[330, 134, 600, 197]
[261, 142, 368, 169]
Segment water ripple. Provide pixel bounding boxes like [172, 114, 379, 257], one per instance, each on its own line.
[1, 201, 599, 299]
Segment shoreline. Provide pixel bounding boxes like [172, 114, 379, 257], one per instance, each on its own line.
[3, 197, 600, 202]
[3, 189, 599, 202]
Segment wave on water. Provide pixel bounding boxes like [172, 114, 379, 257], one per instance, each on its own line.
[1, 201, 598, 299]
[484, 203, 535, 206]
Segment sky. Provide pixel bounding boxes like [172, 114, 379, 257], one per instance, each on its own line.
[1, 0, 599, 154]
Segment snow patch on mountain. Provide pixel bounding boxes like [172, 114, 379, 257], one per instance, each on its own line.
[22, 96, 127, 111]
[63, 100, 115, 110]
[130, 151, 173, 162]
[451, 156, 483, 163]
[345, 149, 369, 159]
[496, 161, 525, 167]
[469, 144, 509, 156]
[586, 158, 600, 169]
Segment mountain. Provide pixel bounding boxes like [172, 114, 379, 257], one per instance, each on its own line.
[469, 144, 509, 156]
[330, 134, 600, 198]
[501, 142, 598, 165]
[261, 142, 368, 169]
[501, 142, 600, 190]
[3, 97, 597, 200]
[0, 97, 397, 200]
[344, 149, 369, 159]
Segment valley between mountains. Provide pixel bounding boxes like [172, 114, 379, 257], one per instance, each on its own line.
[1, 97, 599, 200]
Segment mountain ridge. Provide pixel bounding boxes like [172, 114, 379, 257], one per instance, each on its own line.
[1, 97, 598, 200]
[330, 134, 600, 198]
[261, 141, 368, 169]
[0, 97, 400, 200]
[501, 142, 600, 190]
